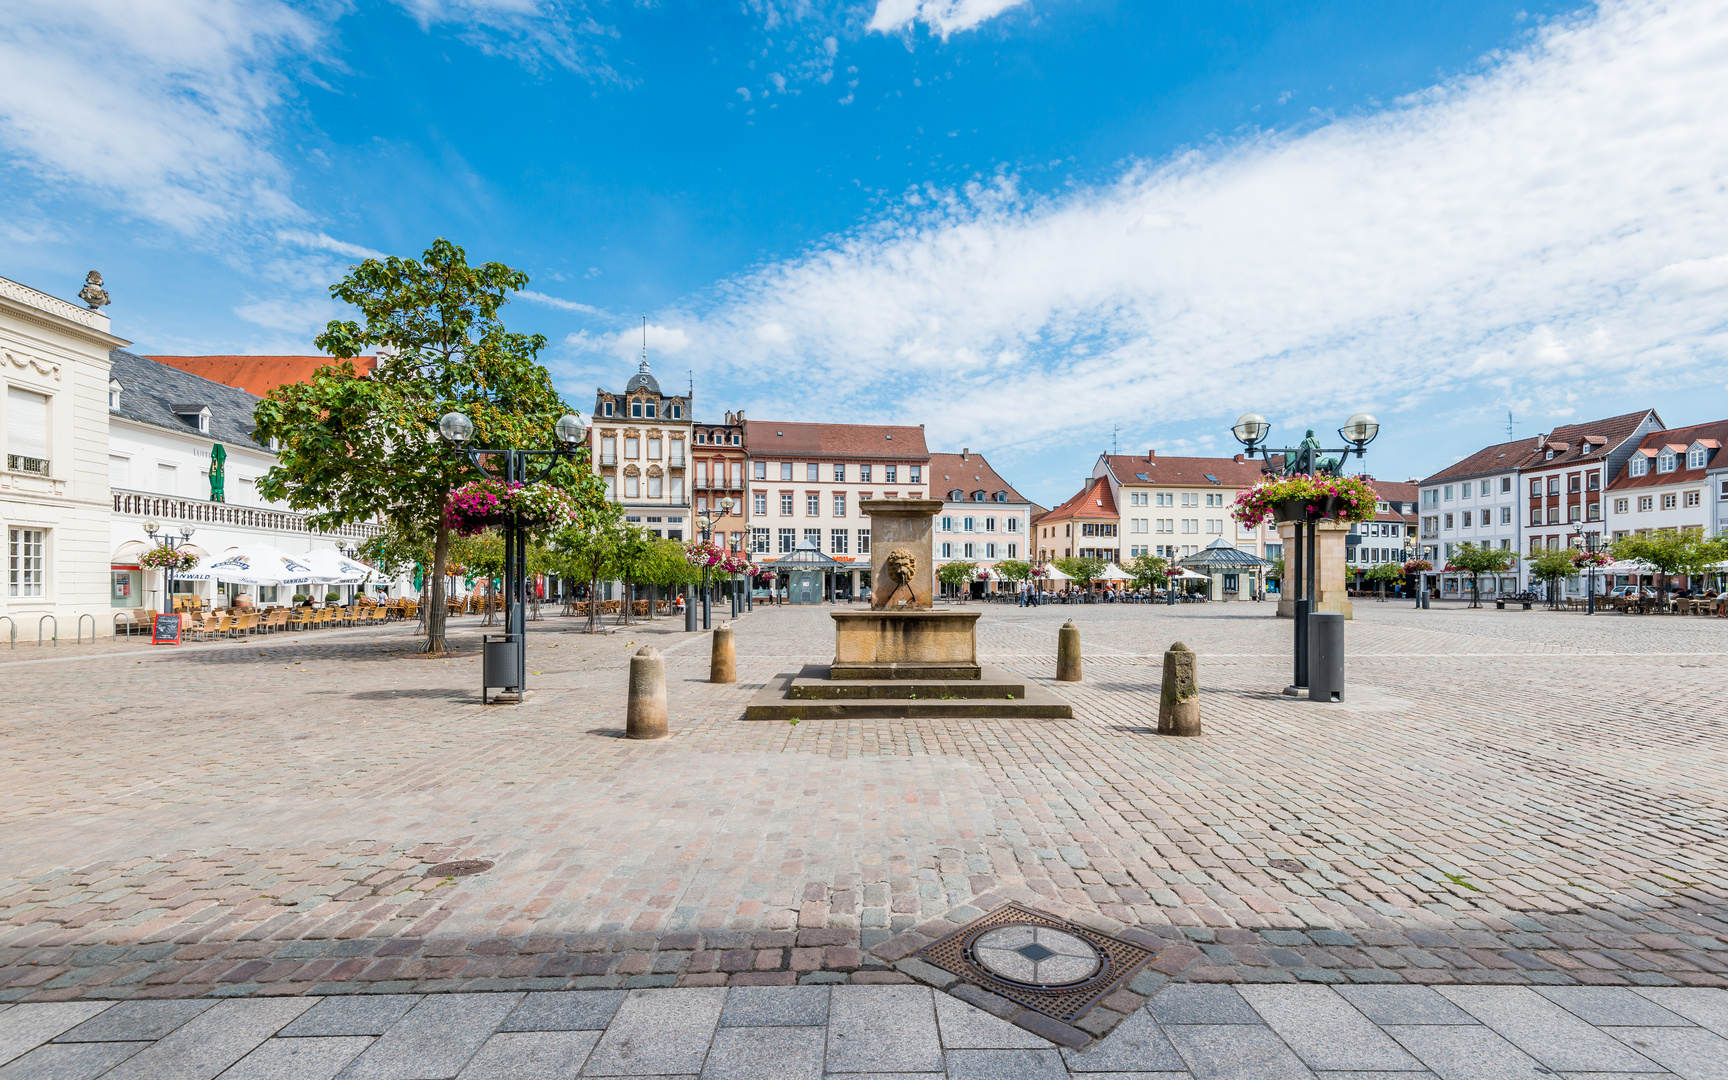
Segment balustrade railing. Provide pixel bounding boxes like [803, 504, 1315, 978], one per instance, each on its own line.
[112, 489, 383, 540]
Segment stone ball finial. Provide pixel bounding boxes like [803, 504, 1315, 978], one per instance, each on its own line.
[79, 271, 110, 311]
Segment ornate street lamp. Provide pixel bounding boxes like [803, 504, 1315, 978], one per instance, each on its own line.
[144, 520, 196, 613]
[437, 409, 585, 703]
[1231, 412, 1380, 695]
[695, 497, 735, 630]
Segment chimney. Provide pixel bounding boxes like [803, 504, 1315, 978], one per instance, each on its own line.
[961, 447, 968, 461]
[1233, 453, 1245, 463]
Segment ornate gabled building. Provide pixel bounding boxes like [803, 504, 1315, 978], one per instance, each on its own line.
[590, 357, 693, 540]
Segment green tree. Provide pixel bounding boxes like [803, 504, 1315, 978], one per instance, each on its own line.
[611, 527, 657, 625]
[1526, 549, 1576, 606]
[1611, 530, 1728, 600]
[255, 238, 603, 654]
[1266, 555, 1285, 589]
[551, 503, 626, 634]
[994, 559, 1032, 591]
[1126, 552, 1168, 590]
[937, 560, 979, 599]
[1444, 542, 1518, 608]
[1362, 561, 1404, 602]
[1054, 556, 1105, 591]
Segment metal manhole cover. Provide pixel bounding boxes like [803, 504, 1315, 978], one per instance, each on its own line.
[1268, 859, 1305, 873]
[425, 859, 494, 878]
[913, 902, 1155, 1024]
[972, 926, 1102, 987]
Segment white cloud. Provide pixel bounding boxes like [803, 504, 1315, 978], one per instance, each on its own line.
[665, 0, 1728, 456]
[0, 0, 324, 232]
[517, 289, 605, 315]
[867, 0, 1029, 37]
[391, 0, 621, 78]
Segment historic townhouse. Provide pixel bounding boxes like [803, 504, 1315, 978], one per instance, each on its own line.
[1346, 479, 1419, 579]
[1035, 477, 1119, 565]
[1417, 438, 1527, 596]
[744, 420, 928, 599]
[1090, 451, 1275, 561]
[692, 410, 747, 552]
[1520, 409, 1662, 599]
[2, 275, 121, 639]
[589, 358, 692, 540]
[1605, 418, 1728, 590]
[931, 450, 1032, 586]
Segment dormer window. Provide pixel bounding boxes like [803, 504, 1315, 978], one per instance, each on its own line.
[1545, 450, 1554, 461]
[108, 378, 122, 410]
[1657, 449, 1677, 473]
[1687, 444, 1709, 470]
[173, 404, 212, 434]
[645, 401, 657, 419]
[670, 404, 681, 419]
[1630, 454, 1648, 477]
[603, 401, 614, 417]
[631, 400, 643, 418]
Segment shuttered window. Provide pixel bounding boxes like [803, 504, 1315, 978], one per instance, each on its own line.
[7, 387, 49, 475]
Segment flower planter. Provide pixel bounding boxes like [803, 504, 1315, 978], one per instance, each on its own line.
[1272, 495, 1344, 523]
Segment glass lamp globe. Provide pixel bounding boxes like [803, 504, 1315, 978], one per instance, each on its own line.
[721, 497, 735, 513]
[438, 411, 474, 444]
[1341, 413, 1380, 445]
[554, 413, 584, 446]
[1232, 412, 1270, 446]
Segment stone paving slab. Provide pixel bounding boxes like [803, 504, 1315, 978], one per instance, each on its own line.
[2, 602, 1726, 1015]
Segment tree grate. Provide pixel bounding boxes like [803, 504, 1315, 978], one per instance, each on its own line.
[913, 902, 1157, 1024]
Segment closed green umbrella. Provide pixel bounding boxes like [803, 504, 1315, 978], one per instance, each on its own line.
[209, 443, 226, 502]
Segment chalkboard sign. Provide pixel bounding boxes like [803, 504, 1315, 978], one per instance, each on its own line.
[151, 613, 182, 645]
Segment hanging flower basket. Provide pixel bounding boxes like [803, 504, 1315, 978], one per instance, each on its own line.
[1403, 559, 1433, 574]
[685, 540, 725, 569]
[1570, 549, 1613, 569]
[719, 554, 753, 575]
[444, 478, 508, 536]
[444, 479, 578, 537]
[1233, 474, 1378, 529]
[139, 546, 198, 573]
[505, 482, 579, 535]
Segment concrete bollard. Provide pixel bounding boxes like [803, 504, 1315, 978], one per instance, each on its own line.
[1056, 619, 1082, 682]
[1157, 641, 1202, 736]
[710, 622, 736, 684]
[626, 646, 669, 739]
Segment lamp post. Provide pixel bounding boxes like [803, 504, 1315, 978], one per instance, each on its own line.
[696, 498, 734, 630]
[144, 520, 195, 613]
[436, 409, 585, 703]
[1585, 529, 1601, 615]
[1230, 412, 1380, 695]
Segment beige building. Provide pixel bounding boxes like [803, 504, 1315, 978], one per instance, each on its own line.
[590, 357, 693, 540]
[2, 275, 126, 641]
[1091, 451, 1279, 561]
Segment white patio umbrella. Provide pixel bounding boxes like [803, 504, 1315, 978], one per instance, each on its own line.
[181, 543, 315, 587]
[1038, 565, 1072, 581]
[1173, 568, 1210, 580]
[301, 549, 379, 585]
[1097, 564, 1133, 582]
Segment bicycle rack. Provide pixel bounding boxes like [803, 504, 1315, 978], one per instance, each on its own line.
[114, 611, 136, 638]
[38, 614, 57, 647]
[78, 613, 96, 644]
[0, 616, 13, 649]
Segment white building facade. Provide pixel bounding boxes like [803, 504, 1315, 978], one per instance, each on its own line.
[1417, 439, 1527, 598]
[930, 450, 1031, 590]
[2, 276, 123, 640]
[1604, 419, 1728, 590]
[1091, 451, 1279, 562]
[590, 358, 693, 541]
[745, 420, 929, 599]
[106, 349, 385, 614]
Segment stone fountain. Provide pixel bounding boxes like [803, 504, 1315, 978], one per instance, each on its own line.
[744, 499, 1072, 720]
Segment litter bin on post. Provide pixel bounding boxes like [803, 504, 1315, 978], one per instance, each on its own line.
[1307, 613, 1344, 703]
[482, 633, 523, 705]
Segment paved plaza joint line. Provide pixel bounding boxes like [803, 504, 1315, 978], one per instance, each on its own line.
[1, 601, 1725, 1068]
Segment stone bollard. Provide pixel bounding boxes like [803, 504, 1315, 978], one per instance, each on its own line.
[626, 646, 668, 739]
[1056, 619, 1082, 682]
[1157, 641, 1201, 736]
[710, 622, 736, 684]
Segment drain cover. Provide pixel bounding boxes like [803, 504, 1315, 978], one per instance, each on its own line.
[913, 902, 1155, 1024]
[973, 926, 1101, 987]
[1268, 859, 1306, 873]
[425, 859, 494, 878]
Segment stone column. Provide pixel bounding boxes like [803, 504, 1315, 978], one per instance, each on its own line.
[1275, 520, 1353, 620]
[1158, 641, 1201, 736]
[859, 499, 942, 609]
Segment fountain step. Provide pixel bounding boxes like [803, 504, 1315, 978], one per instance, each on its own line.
[744, 665, 1073, 721]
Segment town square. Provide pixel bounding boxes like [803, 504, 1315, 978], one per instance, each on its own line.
[4, 0, 1728, 1075]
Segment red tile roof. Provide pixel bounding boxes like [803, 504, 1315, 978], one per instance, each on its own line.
[1040, 476, 1118, 523]
[1524, 410, 1660, 471]
[1097, 452, 1267, 488]
[148, 355, 377, 398]
[1419, 438, 1531, 484]
[929, 452, 1030, 504]
[1607, 418, 1728, 491]
[745, 420, 928, 460]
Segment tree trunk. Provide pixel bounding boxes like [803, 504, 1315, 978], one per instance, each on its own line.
[587, 567, 600, 634]
[483, 575, 496, 627]
[425, 522, 450, 654]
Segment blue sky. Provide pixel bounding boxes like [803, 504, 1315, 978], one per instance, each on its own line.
[4, 0, 1726, 507]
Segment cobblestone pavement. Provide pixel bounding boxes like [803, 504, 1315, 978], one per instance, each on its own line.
[3, 602, 1727, 1018]
[3, 982, 1727, 1078]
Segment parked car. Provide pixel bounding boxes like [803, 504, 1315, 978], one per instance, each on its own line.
[1608, 585, 1657, 600]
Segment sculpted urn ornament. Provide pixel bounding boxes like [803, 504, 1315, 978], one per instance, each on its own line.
[78, 271, 110, 310]
[874, 548, 919, 610]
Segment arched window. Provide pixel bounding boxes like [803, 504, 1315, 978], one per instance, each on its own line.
[1630, 455, 1648, 477]
[1657, 450, 1677, 473]
[1687, 445, 1708, 470]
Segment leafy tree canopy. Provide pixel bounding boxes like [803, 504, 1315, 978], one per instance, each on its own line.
[1126, 552, 1168, 589]
[1054, 556, 1106, 587]
[937, 561, 979, 587]
[994, 559, 1032, 585]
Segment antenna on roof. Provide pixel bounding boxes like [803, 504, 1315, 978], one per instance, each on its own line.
[1111, 424, 1119, 456]
[688, 369, 693, 402]
[1506, 410, 1516, 441]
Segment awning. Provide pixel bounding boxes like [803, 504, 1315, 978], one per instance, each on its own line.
[1097, 564, 1132, 581]
[300, 548, 380, 585]
[1036, 566, 1072, 581]
[182, 543, 315, 586]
